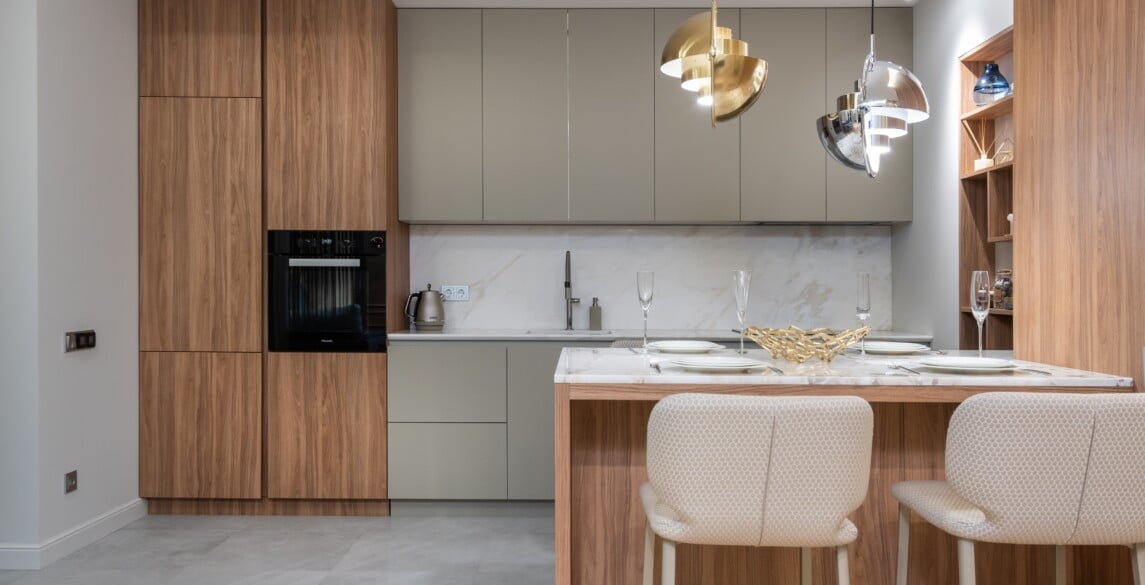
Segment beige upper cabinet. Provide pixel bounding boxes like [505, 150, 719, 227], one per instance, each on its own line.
[398, 9, 483, 223]
[483, 10, 569, 222]
[740, 9, 828, 222]
[654, 9, 742, 223]
[265, 0, 392, 230]
[825, 8, 914, 222]
[568, 9, 655, 222]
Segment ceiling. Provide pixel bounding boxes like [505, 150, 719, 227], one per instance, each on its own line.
[393, 1, 917, 7]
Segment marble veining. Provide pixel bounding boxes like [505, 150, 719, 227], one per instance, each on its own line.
[409, 225, 892, 331]
[554, 348, 1134, 388]
[388, 328, 932, 344]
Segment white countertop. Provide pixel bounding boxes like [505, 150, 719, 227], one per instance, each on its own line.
[389, 328, 933, 344]
[554, 348, 1134, 388]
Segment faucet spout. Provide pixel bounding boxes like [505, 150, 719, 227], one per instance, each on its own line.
[565, 251, 579, 330]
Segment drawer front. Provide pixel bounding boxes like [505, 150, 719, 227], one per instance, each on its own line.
[388, 423, 507, 500]
[388, 344, 506, 422]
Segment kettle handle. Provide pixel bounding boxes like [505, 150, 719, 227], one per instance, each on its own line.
[404, 291, 420, 321]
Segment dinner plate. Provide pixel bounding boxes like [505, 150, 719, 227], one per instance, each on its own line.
[647, 340, 726, 354]
[919, 356, 1015, 373]
[852, 341, 930, 355]
[669, 355, 767, 372]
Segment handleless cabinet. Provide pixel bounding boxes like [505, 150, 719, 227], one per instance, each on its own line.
[568, 9, 655, 222]
[507, 343, 563, 499]
[265, 0, 394, 230]
[653, 9, 741, 222]
[398, 9, 483, 222]
[740, 9, 827, 222]
[825, 8, 914, 222]
[139, 0, 262, 98]
[139, 97, 262, 352]
[482, 10, 569, 222]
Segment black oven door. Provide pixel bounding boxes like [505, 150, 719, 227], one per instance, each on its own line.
[268, 254, 386, 352]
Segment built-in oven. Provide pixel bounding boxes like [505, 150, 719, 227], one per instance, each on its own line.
[267, 230, 387, 352]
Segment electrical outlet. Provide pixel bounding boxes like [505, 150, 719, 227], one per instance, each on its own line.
[63, 330, 96, 353]
[441, 285, 469, 302]
[65, 470, 78, 494]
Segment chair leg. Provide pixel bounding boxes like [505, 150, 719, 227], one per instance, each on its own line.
[896, 503, 910, 585]
[799, 547, 811, 585]
[1132, 543, 1144, 585]
[1055, 545, 1066, 585]
[662, 537, 676, 585]
[836, 544, 851, 585]
[643, 524, 654, 585]
[957, 538, 976, 585]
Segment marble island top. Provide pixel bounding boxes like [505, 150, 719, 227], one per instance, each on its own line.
[389, 328, 932, 343]
[554, 348, 1134, 389]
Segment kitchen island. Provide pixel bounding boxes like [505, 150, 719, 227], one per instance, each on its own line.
[553, 348, 1133, 585]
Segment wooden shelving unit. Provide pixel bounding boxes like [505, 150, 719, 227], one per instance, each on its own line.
[958, 26, 1014, 350]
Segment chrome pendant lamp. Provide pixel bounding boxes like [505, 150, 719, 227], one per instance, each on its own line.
[660, 0, 767, 126]
[817, 0, 927, 177]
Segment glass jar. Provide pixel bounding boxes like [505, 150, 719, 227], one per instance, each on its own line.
[993, 269, 1013, 309]
[973, 63, 1011, 106]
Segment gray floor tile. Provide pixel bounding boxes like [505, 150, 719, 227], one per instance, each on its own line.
[50, 528, 233, 571]
[9, 568, 179, 585]
[0, 572, 31, 585]
[169, 569, 328, 585]
[199, 527, 361, 572]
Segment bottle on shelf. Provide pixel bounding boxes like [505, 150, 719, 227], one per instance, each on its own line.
[973, 63, 1011, 106]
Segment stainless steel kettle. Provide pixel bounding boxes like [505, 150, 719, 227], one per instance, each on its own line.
[405, 284, 445, 331]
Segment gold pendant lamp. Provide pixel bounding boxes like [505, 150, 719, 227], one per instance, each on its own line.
[659, 0, 767, 126]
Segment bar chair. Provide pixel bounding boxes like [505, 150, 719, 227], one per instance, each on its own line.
[893, 391, 1145, 585]
[640, 393, 874, 585]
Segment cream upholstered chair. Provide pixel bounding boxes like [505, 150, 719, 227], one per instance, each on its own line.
[893, 392, 1145, 585]
[640, 393, 874, 585]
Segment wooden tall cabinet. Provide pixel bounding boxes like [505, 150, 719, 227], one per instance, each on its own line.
[139, 0, 262, 98]
[266, 0, 392, 230]
[958, 28, 1014, 350]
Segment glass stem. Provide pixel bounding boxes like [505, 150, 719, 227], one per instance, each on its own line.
[977, 321, 984, 357]
[642, 309, 649, 351]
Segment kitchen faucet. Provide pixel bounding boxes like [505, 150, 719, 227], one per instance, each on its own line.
[565, 250, 580, 330]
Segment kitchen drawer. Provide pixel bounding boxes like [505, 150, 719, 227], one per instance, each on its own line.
[388, 344, 506, 422]
[388, 423, 507, 500]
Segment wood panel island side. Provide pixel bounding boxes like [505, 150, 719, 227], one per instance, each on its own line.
[553, 348, 1134, 585]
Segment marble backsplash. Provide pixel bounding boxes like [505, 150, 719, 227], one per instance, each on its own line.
[408, 225, 892, 332]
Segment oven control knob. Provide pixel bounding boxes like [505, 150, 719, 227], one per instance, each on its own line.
[369, 236, 385, 248]
[298, 238, 315, 249]
[342, 239, 354, 248]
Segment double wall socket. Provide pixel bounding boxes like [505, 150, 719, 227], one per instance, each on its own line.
[440, 285, 470, 302]
[64, 330, 96, 352]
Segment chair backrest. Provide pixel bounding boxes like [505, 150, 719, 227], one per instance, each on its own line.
[645, 393, 873, 547]
[945, 391, 1145, 545]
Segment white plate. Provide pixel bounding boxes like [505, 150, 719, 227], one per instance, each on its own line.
[647, 340, 726, 354]
[669, 355, 767, 372]
[853, 341, 930, 355]
[919, 356, 1015, 373]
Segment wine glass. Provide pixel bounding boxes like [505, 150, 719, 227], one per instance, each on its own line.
[856, 272, 871, 355]
[732, 270, 752, 354]
[636, 271, 654, 352]
[970, 270, 991, 357]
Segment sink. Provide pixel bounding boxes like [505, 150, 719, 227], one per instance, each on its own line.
[525, 329, 614, 336]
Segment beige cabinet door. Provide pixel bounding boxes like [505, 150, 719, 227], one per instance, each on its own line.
[388, 423, 508, 500]
[139, 98, 262, 352]
[654, 9, 741, 222]
[740, 9, 827, 222]
[140, 352, 262, 499]
[507, 344, 563, 499]
[568, 9, 655, 222]
[398, 9, 483, 222]
[825, 8, 914, 222]
[483, 9, 569, 222]
[387, 344, 507, 422]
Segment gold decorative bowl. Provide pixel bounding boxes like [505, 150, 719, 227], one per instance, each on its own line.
[745, 325, 870, 363]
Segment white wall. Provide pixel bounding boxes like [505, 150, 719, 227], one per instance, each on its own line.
[0, 0, 42, 552]
[410, 225, 893, 332]
[34, 0, 142, 562]
[893, 0, 1012, 348]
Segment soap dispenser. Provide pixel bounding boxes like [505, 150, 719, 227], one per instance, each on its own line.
[589, 298, 602, 331]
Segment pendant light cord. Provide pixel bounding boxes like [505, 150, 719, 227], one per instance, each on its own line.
[870, 0, 875, 36]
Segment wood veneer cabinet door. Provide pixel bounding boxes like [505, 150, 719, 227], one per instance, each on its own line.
[825, 8, 913, 222]
[654, 9, 741, 222]
[139, 352, 262, 499]
[266, 0, 393, 230]
[139, 0, 262, 97]
[139, 97, 261, 352]
[740, 9, 827, 222]
[266, 353, 388, 500]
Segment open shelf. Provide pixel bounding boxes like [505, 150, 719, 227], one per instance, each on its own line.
[960, 159, 1015, 180]
[960, 25, 1014, 62]
[961, 94, 1014, 121]
[961, 307, 1014, 317]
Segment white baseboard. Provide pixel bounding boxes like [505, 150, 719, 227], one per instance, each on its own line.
[0, 498, 147, 570]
